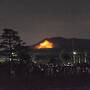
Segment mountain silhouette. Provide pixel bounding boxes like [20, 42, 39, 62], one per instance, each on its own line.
[32, 37, 90, 50]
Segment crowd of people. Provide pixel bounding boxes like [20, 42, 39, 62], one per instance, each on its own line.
[7, 61, 90, 79]
[0, 61, 90, 90]
[27, 63, 89, 76]
[0, 57, 88, 80]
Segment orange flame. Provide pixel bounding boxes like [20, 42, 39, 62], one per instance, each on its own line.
[35, 40, 54, 49]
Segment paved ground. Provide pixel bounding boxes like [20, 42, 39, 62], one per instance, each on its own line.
[0, 74, 89, 90]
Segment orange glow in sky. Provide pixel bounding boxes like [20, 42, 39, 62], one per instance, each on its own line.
[35, 40, 54, 49]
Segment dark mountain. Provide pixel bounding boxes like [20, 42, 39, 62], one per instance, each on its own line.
[32, 37, 90, 50]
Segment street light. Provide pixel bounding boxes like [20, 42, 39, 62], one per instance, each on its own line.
[73, 51, 77, 63]
[73, 51, 77, 55]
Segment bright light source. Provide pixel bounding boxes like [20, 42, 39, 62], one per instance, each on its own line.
[73, 51, 77, 55]
[35, 40, 54, 49]
[12, 52, 17, 56]
[12, 52, 14, 55]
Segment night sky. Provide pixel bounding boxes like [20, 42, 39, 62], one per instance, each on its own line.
[0, 0, 90, 45]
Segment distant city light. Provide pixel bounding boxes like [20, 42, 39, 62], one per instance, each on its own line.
[11, 52, 17, 57]
[10, 58, 12, 61]
[12, 52, 14, 55]
[73, 51, 77, 55]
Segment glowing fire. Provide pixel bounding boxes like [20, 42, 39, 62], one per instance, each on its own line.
[35, 40, 54, 49]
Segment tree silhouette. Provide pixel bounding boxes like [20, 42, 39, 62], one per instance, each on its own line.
[0, 28, 25, 78]
[0, 29, 24, 59]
